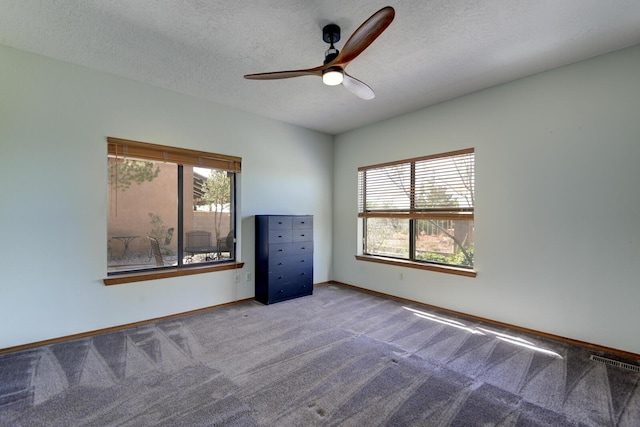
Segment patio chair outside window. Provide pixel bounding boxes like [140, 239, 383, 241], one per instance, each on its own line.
[185, 231, 217, 261]
[165, 227, 174, 246]
[148, 236, 164, 267]
[217, 230, 235, 259]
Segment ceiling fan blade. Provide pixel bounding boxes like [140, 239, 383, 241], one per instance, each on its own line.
[244, 66, 323, 80]
[342, 73, 375, 100]
[333, 6, 395, 67]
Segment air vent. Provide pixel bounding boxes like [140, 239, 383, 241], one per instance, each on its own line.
[590, 355, 640, 372]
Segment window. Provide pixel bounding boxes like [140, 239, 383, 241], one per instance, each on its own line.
[106, 137, 241, 283]
[357, 148, 475, 275]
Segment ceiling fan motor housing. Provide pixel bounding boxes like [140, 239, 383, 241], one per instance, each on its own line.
[323, 24, 341, 44]
[323, 24, 341, 64]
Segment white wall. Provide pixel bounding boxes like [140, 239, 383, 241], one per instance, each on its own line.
[3, 42, 639, 355]
[0, 45, 333, 349]
[333, 45, 640, 355]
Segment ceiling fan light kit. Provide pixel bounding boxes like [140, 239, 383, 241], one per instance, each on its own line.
[322, 67, 344, 86]
[244, 6, 395, 100]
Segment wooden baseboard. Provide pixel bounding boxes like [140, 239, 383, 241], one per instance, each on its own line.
[2, 285, 338, 354]
[0, 298, 254, 355]
[328, 281, 640, 362]
[5, 281, 639, 362]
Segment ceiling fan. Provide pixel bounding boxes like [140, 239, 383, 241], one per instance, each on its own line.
[244, 6, 395, 100]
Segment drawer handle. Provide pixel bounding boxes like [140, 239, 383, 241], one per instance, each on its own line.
[301, 221, 305, 224]
[300, 234, 305, 237]
[278, 249, 283, 252]
[301, 272, 306, 276]
[278, 262, 283, 265]
[278, 276, 283, 279]
[278, 221, 283, 224]
[301, 247, 305, 250]
[300, 260, 305, 263]
[278, 235, 283, 238]
[279, 289, 284, 293]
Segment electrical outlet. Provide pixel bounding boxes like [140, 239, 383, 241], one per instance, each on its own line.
[399, 273, 404, 280]
[245, 272, 252, 281]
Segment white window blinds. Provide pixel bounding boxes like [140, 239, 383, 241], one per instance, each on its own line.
[358, 148, 474, 220]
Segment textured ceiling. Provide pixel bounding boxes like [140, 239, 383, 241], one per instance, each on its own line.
[1, 0, 640, 135]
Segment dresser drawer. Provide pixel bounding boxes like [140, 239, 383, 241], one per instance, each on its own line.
[291, 264, 313, 282]
[269, 243, 293, 258]
[292, 216, 313, 229]
[294, 242, 313, 255]
[268, 280, 312, 302]
[268, 216, 292, 230]
[268, 229, 292, 243]
[292, 228, 312, 242]
[269, 242, 313, 257]
[268, 254, 312, 275]
[267, 265, 312, 286]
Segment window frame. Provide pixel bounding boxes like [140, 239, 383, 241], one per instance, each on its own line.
[104, 137, 243, 285]
[357, 148, 476, 277]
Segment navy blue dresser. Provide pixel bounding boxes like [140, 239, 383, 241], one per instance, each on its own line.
[255, 215, 313, 304]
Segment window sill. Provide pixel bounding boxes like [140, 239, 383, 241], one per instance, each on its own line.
[355, 255, 476, 277]
[104, 261, 245, 285]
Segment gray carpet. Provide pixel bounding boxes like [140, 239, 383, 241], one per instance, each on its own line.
[1, 284, 639, 426]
